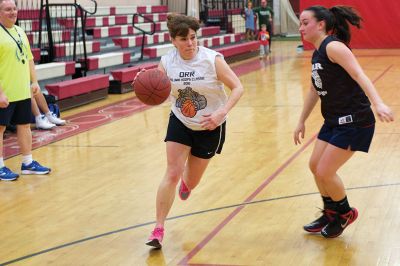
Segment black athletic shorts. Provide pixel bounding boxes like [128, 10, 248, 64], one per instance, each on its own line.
[0, 98, 31, 126]
[317, 123, 375, 153]
[165, 112, 226, 159]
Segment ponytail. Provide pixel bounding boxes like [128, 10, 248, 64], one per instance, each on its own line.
[329, 6, 362, 44]
[305, 5, 363, 44]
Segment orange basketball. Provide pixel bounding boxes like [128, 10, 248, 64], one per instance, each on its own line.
[181, 99, 196, 118]
[133, 69, 171, 105]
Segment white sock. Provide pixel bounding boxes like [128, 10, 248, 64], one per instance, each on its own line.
[35, 115, 42, 122]
[45, 111, 52, 117]
[22, 154, 33, 166]
[0, 157, 4, 168]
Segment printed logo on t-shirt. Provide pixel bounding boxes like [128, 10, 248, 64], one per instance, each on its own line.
[260, 32, 269, 41]
[312, 63, 326, 95]
[176, 87, 207, 118]
[259, 10, 271, 16]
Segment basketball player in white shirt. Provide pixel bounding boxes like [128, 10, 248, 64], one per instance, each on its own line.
[145, 13, 244, 248]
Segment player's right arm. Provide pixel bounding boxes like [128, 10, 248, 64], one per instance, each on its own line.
[293, 84, 319, 145]
[0, 84, 9, 108]
[327, 41, 394, 123]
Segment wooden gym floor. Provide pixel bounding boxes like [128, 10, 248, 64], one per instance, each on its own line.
[0, 41, 399, 266]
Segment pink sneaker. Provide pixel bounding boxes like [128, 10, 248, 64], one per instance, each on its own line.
[146, 227, 164, 249]
[179, 179, 191, 200]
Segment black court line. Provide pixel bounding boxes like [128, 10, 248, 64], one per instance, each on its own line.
[2, 181, 400, 265]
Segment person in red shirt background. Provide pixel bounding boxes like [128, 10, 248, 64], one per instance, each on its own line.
[257, 24, 270, 59]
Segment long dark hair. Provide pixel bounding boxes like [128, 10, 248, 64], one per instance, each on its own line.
[305, 5, 362, 44]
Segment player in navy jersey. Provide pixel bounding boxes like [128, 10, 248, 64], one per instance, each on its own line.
[293, 5, 394, 238]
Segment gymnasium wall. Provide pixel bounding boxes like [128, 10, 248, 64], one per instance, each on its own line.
[300, 0, 400, 48]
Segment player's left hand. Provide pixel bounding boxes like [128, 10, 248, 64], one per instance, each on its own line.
[131, 68, 146, 87]
[375, 103, 394, 122]
[293, 122, 305, 145]
[200, 109, 226, 130]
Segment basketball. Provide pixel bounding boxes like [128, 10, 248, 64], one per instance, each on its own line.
[133, 69, 171, 105]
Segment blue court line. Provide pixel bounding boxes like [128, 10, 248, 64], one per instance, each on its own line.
[1, 181, 400, 265]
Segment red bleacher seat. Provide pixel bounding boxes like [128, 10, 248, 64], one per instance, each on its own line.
[143, 33, 242, 58]
[27, 31, 71, 47]
[133, 13, 167, 23]
[46, 74, 109, 100]
[91, 22, 167, 39]
[149, 6, 168, 13]
[54, 41, 101, 58]
[111, 66, 141, 84]
[111, 63, 158, 83]
[84, 51, 131, 71]
[17, 9, 42, 20]
[109, 63, 158, 93]
[215, 41, 259, 57]
[137, 63, 158, 70]
[36, 61, 75, 81]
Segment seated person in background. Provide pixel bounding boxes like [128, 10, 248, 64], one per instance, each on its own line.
[33, 90, 66, 130]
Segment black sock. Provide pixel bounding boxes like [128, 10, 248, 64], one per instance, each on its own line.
[322, 196, 336, 210]
[335, 196, 351, 214]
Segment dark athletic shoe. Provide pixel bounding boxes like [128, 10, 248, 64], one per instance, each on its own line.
[321, 208, 358, 238]
[303, 209, 336, 233]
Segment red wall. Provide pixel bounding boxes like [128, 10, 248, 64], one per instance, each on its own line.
[300, 0, 400, 49]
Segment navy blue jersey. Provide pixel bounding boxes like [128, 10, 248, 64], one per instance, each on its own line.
[311, 35, 375, 127]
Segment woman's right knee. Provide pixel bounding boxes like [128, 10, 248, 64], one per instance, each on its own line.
[164, 166, 184, 185]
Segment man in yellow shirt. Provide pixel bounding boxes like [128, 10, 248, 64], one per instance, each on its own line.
[0, 0, 50, 181]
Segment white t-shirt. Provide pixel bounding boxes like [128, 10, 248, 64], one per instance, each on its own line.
[161, 46, 228, 131]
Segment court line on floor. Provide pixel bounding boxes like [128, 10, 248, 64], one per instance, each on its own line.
[0, 53, 294, 265]
[372, 64, 393, 82]
[176, 134, 316, 265]
[3, 179, 400, 265]
[1, 55, 394, 266]
[177, 62, 394, 265]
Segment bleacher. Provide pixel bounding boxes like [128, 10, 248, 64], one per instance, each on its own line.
[17, 3, 256, 111]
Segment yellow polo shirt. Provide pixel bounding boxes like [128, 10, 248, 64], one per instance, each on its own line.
[0, 25, 33, 102]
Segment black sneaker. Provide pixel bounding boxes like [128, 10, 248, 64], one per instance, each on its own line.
[321, 208, 358, 238]
[303, 209, 336, 233]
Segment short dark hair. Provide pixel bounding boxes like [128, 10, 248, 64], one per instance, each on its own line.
[167, 13, 200, 38]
